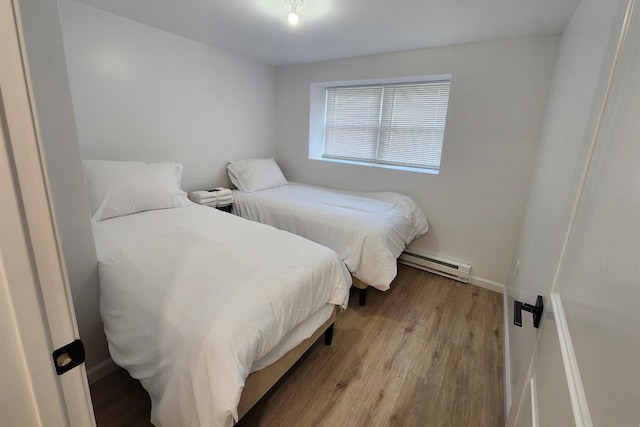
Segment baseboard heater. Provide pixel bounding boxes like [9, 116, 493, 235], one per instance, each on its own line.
[398, 250, 471, 283]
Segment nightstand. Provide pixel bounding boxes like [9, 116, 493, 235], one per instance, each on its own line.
[216, 204, 233, 213]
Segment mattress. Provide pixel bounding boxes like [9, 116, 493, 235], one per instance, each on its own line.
[232, 183, 428, 290]
[92, 204, 351, 427]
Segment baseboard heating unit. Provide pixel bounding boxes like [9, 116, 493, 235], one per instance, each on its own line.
[398, 250, 471, 283]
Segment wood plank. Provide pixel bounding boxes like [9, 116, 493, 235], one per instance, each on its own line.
[90, 265, 504, 426]
[89, 368, 151, 427]
[351, 275, 368, 289]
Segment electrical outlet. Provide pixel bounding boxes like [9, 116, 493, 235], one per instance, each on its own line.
[515, 260, 520, 278]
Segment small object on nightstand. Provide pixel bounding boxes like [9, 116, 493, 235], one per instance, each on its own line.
[188, 187, 233, 212]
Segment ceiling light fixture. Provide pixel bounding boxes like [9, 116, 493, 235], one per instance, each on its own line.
[285, 0, 303, 26]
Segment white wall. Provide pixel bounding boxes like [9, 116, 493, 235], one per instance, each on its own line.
[56, 0, 277, 372]
[16, 0, 106, 371]
[59, 0, 277, 191]
[275, 37, 559, 285]
[505, 0, 628, 419]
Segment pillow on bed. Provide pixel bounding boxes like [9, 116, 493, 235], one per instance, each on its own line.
[83, 160, 190, 221]
[227, 157, 288, 192]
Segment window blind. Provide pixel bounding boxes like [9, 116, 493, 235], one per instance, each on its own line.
[323, 80, 450, 171]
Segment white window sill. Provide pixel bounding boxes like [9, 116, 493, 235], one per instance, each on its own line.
[310, 156, 439, 175]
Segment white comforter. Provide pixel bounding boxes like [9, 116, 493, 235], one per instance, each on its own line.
[232, 183, 429, 290]
[93, 205, 350, 427]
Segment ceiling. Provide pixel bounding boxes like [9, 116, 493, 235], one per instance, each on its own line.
[73, 0, 581, 66]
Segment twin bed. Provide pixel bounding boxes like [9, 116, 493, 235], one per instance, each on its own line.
[85, 158, 427, 426]
[94, 205, 349, 426]
[228, 158, 429, 305]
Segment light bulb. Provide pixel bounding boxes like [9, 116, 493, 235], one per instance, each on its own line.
[288, 11, 299, 25]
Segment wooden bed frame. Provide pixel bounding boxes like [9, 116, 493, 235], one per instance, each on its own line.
[236, 306, 336, 420]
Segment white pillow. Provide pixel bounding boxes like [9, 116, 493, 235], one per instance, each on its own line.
[227, 158, 288, 193]
[83, 160, 190, 221]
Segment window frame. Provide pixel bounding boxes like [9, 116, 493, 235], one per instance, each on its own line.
[309, 75, 452, 175]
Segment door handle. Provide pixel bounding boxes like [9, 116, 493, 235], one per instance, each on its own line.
[52, 339, 85, 375]
[514, 295, 544, 328]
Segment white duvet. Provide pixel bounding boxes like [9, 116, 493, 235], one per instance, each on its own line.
[232, 183, 429, 290]
[93, 205, 350, 427]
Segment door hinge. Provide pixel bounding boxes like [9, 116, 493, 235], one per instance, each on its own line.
[52, 339, 85, 375]
[514, 295, 544, 328]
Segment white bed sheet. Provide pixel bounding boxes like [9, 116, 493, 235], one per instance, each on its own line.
[93, 205, 350, 427]
[232, 183, 428, 290]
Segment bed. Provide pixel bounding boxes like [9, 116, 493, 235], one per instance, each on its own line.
[227, 159, 428, 304]
[84, 160, 351, 427]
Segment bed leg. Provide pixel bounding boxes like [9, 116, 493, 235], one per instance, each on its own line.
[324, 323, 334, 346]
[359, 287, 367, 306]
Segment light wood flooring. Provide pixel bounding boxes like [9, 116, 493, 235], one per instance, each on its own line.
[90, 265, 504, 426]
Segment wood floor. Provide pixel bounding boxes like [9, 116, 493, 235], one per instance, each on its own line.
[90, 265, 504, 427]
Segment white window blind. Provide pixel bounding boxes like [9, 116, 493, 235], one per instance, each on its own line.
[323, 80, 450, 171]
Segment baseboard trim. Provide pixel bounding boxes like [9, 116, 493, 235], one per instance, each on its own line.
[469, 275, 505, 294]
[86, 357, 118, 384]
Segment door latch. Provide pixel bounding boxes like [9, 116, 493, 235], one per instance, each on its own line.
[514, 295, 544, 328]
[52, 339, 85, 375]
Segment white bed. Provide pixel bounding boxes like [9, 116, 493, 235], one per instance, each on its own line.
[232, 182, 428, 293]
[93, 204, 350, 427]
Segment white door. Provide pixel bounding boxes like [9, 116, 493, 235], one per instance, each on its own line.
[507, 0, 639, 425]
[0, 0, 96, 424]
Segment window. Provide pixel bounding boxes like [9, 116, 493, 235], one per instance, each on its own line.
[322, 79, 450, 172]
